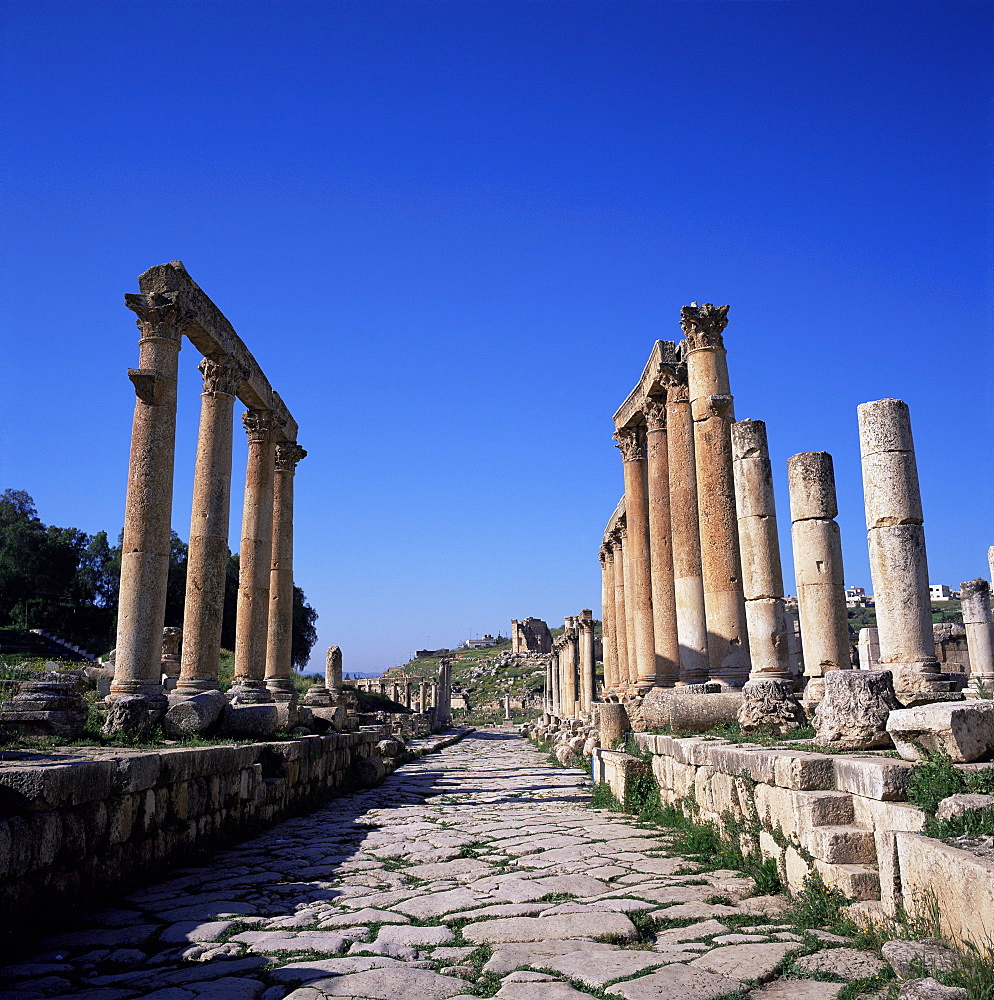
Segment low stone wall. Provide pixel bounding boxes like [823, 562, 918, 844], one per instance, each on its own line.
[592, 733, 994, 946]
[0, 731, 383, 923]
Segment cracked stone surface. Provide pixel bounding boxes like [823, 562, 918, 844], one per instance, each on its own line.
[2, 729, 828, 999]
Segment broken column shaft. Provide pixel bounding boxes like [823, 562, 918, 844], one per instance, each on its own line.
[962, 578, 994, 698]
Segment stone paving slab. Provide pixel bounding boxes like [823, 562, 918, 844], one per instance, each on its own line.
[0, 728, 888, 1000]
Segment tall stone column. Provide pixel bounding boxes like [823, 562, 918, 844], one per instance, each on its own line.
[231, 410, 276, 703]
[599, 546, 616, 694]
[265, 441, 307, 703]
[177, 358, 241, 698]
[644, 395, 679, 687]
[732, 420, 804, 733]
[404, 680, 413, 709]
[419, 681, 429, 713]
[111, 292, 191, 712]
[325, 645, 343, 695]
[611, 527, 631, 692]
[614, 426, 656, 691]
[660, 363, 708, 685]
[787, 452, 851, 704]
[563, 622, 578, 716]
[858, 399, 944, 702]
[962, 579, 994, 698]
[732, 420, 790, 680]
[437, 659, 452, 725]
[579, 610, 596, 715]
[683, 303, 750, 687]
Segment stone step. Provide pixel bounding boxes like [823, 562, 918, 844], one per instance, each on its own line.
[797, 790, 855, 829]
[814, 860, 880, 901]
[808, 825, 877, 865]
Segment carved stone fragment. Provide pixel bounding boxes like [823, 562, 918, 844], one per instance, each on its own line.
[737, 678, 807, 735]
[812, 669, 902, 749]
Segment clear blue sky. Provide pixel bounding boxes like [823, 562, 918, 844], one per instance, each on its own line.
[2, 1, 991, 674]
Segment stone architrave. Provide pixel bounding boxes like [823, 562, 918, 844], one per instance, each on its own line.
[177, 357, 241, 698]
[643, 394, 680, 687]
[599, 545, 616, 692]
[858, 399, 948, 702]
[813, 669, 902, 749]
[660, 362, 708, 685]
[682, 303, 750, 687]
[611, 524, 631, 692]
[614, 425, 656, 691]
[231, 409, 277, 704]
[787, 451, 851, 704]
[111, 292, 193, 714]
[961, 579, 994, 698]
[579, 610, 596, 715]
[731, 420, 804, 732]
[266, 441, 307, 703]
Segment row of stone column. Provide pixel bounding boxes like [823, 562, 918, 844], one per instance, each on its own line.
[109, 292, 306, 720]
[548, 611, 597, 718]
[358, 675, 440, 713]
[600, 305, 988, 709]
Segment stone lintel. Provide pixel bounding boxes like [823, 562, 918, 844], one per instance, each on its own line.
[612, 339, 677, 429]
[135, 261, 298, 443]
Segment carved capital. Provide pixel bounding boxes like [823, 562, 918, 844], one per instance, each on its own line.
[125, 291, 195, 343]
[643, 395, 667, 432]
[613, 425, 646, 462]
[128, 368, 170, 404]
[199, 356, 243, 396]
[275, 441, 307, 473]
[680, 302, 729, 351]
[658, 362, 689, 403]
[708, 394, 734, 418]
[242, 409, 275, 444]
[599, 545, 613, 564]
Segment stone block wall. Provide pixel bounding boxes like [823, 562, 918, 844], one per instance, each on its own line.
[0, 732, 380, 923]
[593, 734, 994, 946]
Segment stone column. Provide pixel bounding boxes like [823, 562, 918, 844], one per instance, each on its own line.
[404, 680, 413, 709]
[419, 681, 429, 713]
[660, 363, 708, 685]
[732, 420, 790, 680]
[265, 441, 307, 703]
[111, 292, 191, 712]
[732, 420, 804, 732]
[682, 303, 750, 687]
[438, 659, 452, 726]
[565, 622, 579, 716]
[599, 546, 616, 693]
[177, 357, 240, 698]
[788, 452, 851, 703]
[962, 579, 994, 698]
[326, 645, 343, 695]
[614, 425, 656, 691]
[231, 410, 276, 703]
[611, 527, 631, 692]
[858, 399, 944, 701]
[579, 610, 596, 715]
[160, 627, 182, 689]
[644, 395, 680, 687]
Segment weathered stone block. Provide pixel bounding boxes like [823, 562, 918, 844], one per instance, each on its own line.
[772, 751, 835, 791]
[833, 757, 915, 801]
[813, 670, 901, 749]
[887, 701, 994, 762]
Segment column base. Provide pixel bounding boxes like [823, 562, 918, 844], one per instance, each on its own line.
[107, 682, 168, 718]
[886, 662, 965, 707]
[172, 678, 222, 701]
[228, 678, 274, 704]
[266, 678, 299, 703]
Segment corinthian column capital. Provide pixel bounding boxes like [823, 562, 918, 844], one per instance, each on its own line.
[643, 395, 667, 432]
[658, 361, 689, 403]
[199, 356, 243, 396]
[614, 425, 646, 462]
[275, 441, 307, 473]
[680, 302, 729, 351]
[242, 409, 275, 443]
[125, 291, 195, 344]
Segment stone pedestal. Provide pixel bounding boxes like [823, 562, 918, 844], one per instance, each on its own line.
[177, 357, 239, 698]
[813, 669, 902, 750]
[598, 702, 630, 750]
[858, 399, 951, 704]
[682, 303, 749, 687]
[111, 293, 190, 713]
[644, 395, 679, 687]
[661, 363, 708, 685]
[0, 674, 88, 739]
[788, 452, 851, 705]
[231, 409, 276, 705]
[961, 578, 994, 698]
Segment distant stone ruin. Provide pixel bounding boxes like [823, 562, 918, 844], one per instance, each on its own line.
[511, 616, 553, 654]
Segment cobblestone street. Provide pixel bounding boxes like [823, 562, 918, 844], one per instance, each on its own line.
[1, 731, 875, 1000]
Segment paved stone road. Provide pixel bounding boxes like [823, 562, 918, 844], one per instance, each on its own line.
[0, 730, 878, 1000]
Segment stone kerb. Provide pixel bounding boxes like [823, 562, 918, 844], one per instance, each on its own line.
[0, 731, 384, 924]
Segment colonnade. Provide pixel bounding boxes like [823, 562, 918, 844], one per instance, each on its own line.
[548, 611, 598, 718]
[355, 674, 441, 715]
[109, 262, 305, 728]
